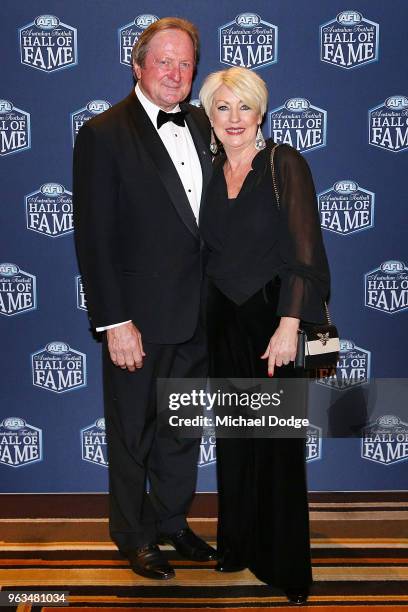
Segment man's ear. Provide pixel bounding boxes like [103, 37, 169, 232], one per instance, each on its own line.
[133, 63, 142, 80]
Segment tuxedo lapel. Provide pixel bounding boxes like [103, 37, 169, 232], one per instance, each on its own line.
[126, 91, 199, 239]
[183, 108, 212, 208]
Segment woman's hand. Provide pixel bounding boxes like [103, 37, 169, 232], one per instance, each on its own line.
[261, 317, 300, 377]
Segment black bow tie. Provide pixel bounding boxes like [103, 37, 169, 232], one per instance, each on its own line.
[157, 109, 188, 129]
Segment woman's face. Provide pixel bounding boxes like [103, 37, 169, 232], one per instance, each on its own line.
[210, 84, 261, 153]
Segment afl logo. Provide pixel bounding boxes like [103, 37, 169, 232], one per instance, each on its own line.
[321, 11, 379, 70]
[362, 415, 408, 466]
[41, 183, 64, 196]
[26, 183, 73, 237]
[35, 15, 60, 28]
[119, 15, 159, 65]
[81, 418, 108, 467]
[379, 415, 400, 427]
[369, 95, 408, 151]
[19, 15, 78, 72]
[86, 100, 111, 113]
[0, 100, 31, 156]
[0, 100, 13, 113]
[71, 100, 112, 146]
[270, 98, 327, 153]
[385, 96, 408, 110]
[316, 339, 371, 390]
[3, 417, 26, 430]
[334, 180, 358, 194]
[381, 260, 405, 273]
[235, 13, 261, 27]
[46, 341, 70, 354]
[286, 98, 310, 112]
[318, 180, 374, 236]
[365, 260, 408, 314]
[32, 342, 87, 393]
[0, 263, 19, 276]
[219, 12, 278, 70]
[0, 263, 37, 316]
[0, 417, 43, 468]
[337, 11, 362, 24]
[135, 15, 158, 29]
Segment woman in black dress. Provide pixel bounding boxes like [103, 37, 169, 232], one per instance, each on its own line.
[199, 67, 330, 605]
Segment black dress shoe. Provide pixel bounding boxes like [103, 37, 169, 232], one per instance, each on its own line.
[160, 527, 217, 561]
[215, 560, 246, 572]
[126, 544, 175, 579]
[284, 588, 309, 605]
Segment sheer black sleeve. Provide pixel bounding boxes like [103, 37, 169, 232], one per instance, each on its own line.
[275, 145, 330, 323]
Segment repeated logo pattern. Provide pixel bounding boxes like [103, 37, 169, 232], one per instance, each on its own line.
[0, 264, 36, 317]
[317, 339, 371, 390]
[369, 96, 408, 152]
[365, 261, 408, 314]
[320, 11, 379, 69]
[219, 13, 278, 70]
[318, 181, 374, 235]
[362, 416, 408, 466]
[25, 183, 73, 237]
[19, 15, 78, 72]
[306, 425, 323, 462]
[0, 4, 407, 493]
[0, 417, 42, 468]
[0, 100, 30, 156]
[118, 15, 159, 65]
[269, 98, 327, 153]
[81, 418, 108, 467]
[71, 100, 111, 146]
[32, 342, 87, 394]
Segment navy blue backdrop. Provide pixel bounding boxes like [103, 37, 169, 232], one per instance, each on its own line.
[1, 0, 407, 493]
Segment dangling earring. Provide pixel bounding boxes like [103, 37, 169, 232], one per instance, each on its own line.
[210, 127, 218, 155]
[255, 125, 266, 151]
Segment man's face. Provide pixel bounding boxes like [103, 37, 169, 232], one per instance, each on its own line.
[134, 29, 195, 111]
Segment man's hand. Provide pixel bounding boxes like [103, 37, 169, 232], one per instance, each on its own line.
[107, 321, 145, 372]
[261, 317, 299, 377]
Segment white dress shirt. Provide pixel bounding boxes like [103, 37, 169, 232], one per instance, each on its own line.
[96, 83, 203, 332]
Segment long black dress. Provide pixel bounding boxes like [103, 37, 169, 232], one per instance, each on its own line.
[200, 139, 330, 589]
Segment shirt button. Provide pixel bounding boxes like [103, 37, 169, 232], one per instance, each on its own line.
[181, 162, 185, 165]
[188, 189, 192, 193]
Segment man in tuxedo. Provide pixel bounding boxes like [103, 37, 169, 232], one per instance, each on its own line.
[73, 17, 214, 579]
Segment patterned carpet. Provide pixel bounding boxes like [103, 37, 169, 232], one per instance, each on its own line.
[0, 501, 408, 610]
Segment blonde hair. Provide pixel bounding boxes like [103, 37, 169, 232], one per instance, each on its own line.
[199, 67, 268, 118]
[132, 17, 199, 67]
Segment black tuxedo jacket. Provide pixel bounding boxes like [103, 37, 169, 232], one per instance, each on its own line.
[73, 90, 212, 343]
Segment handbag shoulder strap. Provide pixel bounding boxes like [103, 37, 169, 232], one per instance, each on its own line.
[270, 143, 280, 209]
[270, 142, 332, 325]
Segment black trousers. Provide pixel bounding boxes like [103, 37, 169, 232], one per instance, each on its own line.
[207, 279, 313, 589]
[102, 323, 207, 552]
